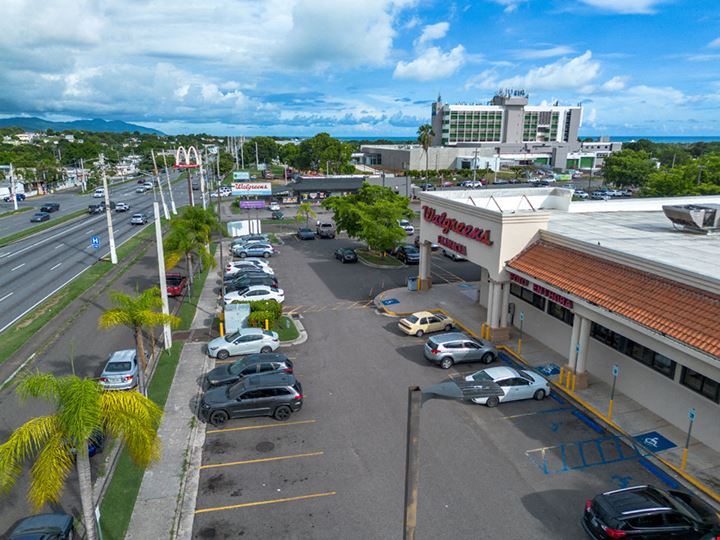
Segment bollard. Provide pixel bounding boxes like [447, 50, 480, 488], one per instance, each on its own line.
[607, 399, 614, 420]
[681, 447, 689, 470]
[517, 337, 522, 355]
[219, 321, 224, 337]
[559, 367, 565, 387]
[265, 319, 270, 331]
[571, 372, 577, 393]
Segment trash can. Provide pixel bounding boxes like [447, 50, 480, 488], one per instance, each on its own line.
[407, 276, 418, 291]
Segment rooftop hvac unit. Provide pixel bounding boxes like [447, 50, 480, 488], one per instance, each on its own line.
[662, 204, 720, 234]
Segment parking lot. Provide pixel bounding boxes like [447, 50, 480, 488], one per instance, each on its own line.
[192, 231, 660, 539]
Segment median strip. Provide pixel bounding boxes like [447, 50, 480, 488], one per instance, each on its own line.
[0, 209, 87, 247]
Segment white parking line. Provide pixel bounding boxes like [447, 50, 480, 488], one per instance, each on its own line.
[10, 263, 25, 272]
[55, 244, 63, 249]
[50, 263, 62, 270]
[0, 292, 13, 303]
[0, 252, 10, 258]
[87, 229, 94, 235]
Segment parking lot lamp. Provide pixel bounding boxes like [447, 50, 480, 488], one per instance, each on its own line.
[99, 154, 118, 264]
[153, 201, 172, 349]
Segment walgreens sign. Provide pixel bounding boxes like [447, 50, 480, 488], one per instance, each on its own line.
[422, 206, 493, 246]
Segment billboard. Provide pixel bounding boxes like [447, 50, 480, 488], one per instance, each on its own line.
[239, 200, 266, 209]
[233, 171, 251, 181]
[232, 182, 272, 196]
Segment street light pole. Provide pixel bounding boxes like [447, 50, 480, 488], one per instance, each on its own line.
[162, 152, 178, 215]
[403, 386, 422, 540]
[99, 154, 118, 264]
[151, 150, 170, 220]
[153, 202, 172, 350]
[9, 163, 18, 211]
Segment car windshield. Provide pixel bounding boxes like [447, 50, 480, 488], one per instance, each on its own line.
[224, 332, 242, 342]
[405, 315, 419, 324]
[404, 246, 418, 254]
[166, 276, 183, 285]
[106, 361, 132, 372]
[471, 371, 493, 382]
[262, 330, 274, 337]
[519, 370, 533, 382]
[227, 380, 246, 399]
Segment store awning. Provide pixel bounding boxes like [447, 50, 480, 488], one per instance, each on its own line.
[507, 241, 720, 358]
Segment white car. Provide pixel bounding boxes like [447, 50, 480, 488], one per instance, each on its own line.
[398, 219, 415, 235]
[574, 190, 589, 199]
[269, 201, 280, 211]
[224, 285, 285, 304]
[143, 181, 154, 189]
[464, 366, 550, 407]
[441, 248, 466, 261]
[93, 188, 105, 198]
[225, 260, 274, 276]
[226, 258, 271, 272]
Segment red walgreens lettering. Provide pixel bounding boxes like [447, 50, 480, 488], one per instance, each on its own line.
[422, 206, 493, 246]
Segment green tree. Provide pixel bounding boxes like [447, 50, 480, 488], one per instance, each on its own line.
[0, 372, 162, 540]
[164, 206, 218, 287]
[294, 133, 353, 173]
[98, 288, 180, 395]
[295, 201, 317, 228]
[417, 124, 435, 176]
[242, 137, 279, 167]
[601, 149, 656, 187]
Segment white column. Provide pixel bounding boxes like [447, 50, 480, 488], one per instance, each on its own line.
[576, 316, 591, 373]
[499, 282, 510, 327]
[568, 314, 581, 370]
[491, 280, 502, 328]
[486, 281, 495, 326]
[154, 202, 172, 349]
[418, 242, 432, 287]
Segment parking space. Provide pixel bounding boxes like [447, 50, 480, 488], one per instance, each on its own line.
[192, 235, 666, 539]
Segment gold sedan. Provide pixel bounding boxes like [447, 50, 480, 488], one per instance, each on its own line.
[398, 311, 455, 337]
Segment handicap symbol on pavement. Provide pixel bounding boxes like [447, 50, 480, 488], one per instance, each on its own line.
[633, 431, 676, 453]
[611, 475, 632, 489]
[381, 298, 400, 306]
[550, 422, 561, 432]
[538, 363, 561, 376]
[91, 235, 100, 249]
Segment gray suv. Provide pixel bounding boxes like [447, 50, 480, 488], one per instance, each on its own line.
[423, 332, 498, 369]
[199, 372, 303, 426]
[99, 349, 140, 390]
[205, 353, 293, 387]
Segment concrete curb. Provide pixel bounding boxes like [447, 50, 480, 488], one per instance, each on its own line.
[279, 317, 307, 347]
[357, 254, 406, 270]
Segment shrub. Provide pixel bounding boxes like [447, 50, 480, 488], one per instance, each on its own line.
[229, 299, 282, 328]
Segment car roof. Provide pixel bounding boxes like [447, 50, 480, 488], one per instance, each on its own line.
[246, 285, 272, 291]
[600, 486, 673, 515]
[482, 366, 520, 380]
[108, 349, 136, 362]
[243, 372, 296, 387]
[409, 311, 435, 318]
[431, 332, 469, 343]
[232, 327, 265, 335]
[236, 353, 288, 365]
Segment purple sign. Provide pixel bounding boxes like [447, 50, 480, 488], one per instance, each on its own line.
[239, 200, 266, 209]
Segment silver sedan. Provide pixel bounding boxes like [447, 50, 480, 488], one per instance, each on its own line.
[465, 366, 551, 407]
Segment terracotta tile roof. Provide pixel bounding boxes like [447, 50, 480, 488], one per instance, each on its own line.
[507, 242, 720, 358]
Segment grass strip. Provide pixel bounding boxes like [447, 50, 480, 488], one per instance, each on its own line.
[0, 226, 157, 366]
[0, 209, 87, 247]
[0, 206, 33, 219]
[356, 249, 404, 267]
[261, 218, 295, 225]
[274, 316, 299, 341]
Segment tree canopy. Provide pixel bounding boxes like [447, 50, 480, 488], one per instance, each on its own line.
[601, 149, 657, 187]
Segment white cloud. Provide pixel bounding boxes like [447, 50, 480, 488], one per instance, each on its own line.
[514, 46, 575, 59]
[490, 0, 526, 13]
[599, 76, 628, 92]
[708, 37, 720, 48]
[417, 22, 449, 46]
[579, 0, 663, 14]
[404, 16, 421, 29]
[394, 45, 466, 81]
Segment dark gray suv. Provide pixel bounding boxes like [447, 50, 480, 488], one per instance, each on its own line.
[205, 353, 293, 387]
[199, 373, 303, 426]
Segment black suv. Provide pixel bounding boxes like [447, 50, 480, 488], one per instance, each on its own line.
[224, 274, 278, 292]
[199, 372, 303, 426]
[583, 485, 720, 539]
[40, 202, 60, 213]
[394, 244, 420, 264]
[205, 353, 293, 387]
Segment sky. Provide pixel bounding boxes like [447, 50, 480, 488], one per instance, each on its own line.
[1, 0, 719, 137]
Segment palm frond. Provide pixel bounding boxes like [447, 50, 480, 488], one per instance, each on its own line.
[16, 371, 61, 403]
[98, 308, 133, 329]
[27, 431, 74, 511]
[0, 416, 61, 496]
[100, 392, 162, 467]
[56, 377, 102, 442]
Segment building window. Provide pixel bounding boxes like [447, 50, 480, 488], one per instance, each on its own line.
[681, 367, 720, 403]
[510, 283, 546, 311]
[547, 301, 574, 325]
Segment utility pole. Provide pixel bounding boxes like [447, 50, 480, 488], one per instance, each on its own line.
[151, 150, 170, 220]
[199, 152, 208, 210]
[8, 163, 18, 211]
[162, 152, 178, 214]
[472, 148, 479, 183]
[154, 201, 172, 350]
[255, 141, 259, 169]
[240, 137, 245, 169]
[99, 154, 118, 264]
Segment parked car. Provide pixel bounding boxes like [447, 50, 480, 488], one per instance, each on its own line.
[226, 260, 273, 275]
[192, 181, 200, 190]
[491, 179, 509, 185]
[232, 234, 269, 246]
[30, 212, 50, 222]
[115, 202, 130, 212]
[224, 285, 285, 304]
[99, 349, 140, 390]
[574, 190, 589, 200]
[441, 248, 466, 261]
[233, 242, 274, 259]
[224, 267, 276, 281]
[205, 353, 293, 387]
[335, 247, 358, 263]
[40, 202, 60, 213]
[413, 236, 439, 251]
[464, 366, 550, 407]
[297, 227, 316, 240]
[271, 210, 284, 220]
[424, 332, 498, 369]
[398, 311, 454, 337]
[206, 328, 280, 359]
[93, 188, 105, 198]
[582, 485, 720, 540]
[398, 219, 415, 235]
[7, 513, 75, 540]
[130, 213, 148, 225]
[269, 201, 281, 211]
[463, 180, 483, 188]
[316, 222, 336, 238]
[225, 274, 278, 292]
[3, 193, 26, 202]
[199, 372, 303, 425]
[165, 273, 188, 297]
[419, 183, 436, 191]
[591, 190, 610, 200]
[393, 244, 420, 264]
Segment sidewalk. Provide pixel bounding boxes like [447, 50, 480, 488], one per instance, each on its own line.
[126, 251, 222, 540]
[374, 281, 720, 507]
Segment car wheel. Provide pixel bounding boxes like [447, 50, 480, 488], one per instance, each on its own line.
[263, 252, 270, 258]
[260, 346, 272, 353]
[481, 352, 495, 364]
[209, 410, 229, 427]
[216, 349, 229, 360]
[415, 330, 424, 338]
[533, 389, 546, 401]
[440, 357, 454, 369]
[444, 324, 453, 331]
[239, 252, 247, 258]
[273, 405, 292, 421]
[486, 396, 500, 408]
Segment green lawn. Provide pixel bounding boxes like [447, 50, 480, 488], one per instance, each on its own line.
[0, 209, 87, 246]
[0, 206, 33, 219]
[274, 316, 299, 341]
[356, 249, 404, 267]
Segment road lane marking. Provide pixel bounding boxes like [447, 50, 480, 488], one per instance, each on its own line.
[206, 419, 315, 434]
[10, 263, 25, 271]
[200, 451, 324, 470]
[54, 244, 63, 249]
[0, 252, 10, 258]
[50, 263, 62, 270]
[0, 292, 14, 303]
[195, 491, 336, 514]
[86, 229, 94, 234]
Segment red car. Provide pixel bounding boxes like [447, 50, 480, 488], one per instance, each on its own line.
[165, 273, 188, 297]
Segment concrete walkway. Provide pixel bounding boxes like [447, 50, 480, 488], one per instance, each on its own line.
[374, 281, 720, 507]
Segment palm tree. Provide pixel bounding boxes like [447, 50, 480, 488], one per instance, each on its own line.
[295, 201, 317, 228]
[98, 288, 180, 395]
[417, 124, 436, 181]
[0, 372, 162, 540]
[164, 206, 218, 287]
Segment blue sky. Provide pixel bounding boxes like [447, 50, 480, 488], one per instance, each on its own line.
[0, 0, 719, 137]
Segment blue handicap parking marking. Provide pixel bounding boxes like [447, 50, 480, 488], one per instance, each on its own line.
[538, 363, 561, 376]
[611, 474, 632, 489]
[633, 431, 676, 453]
[381, 298, 399, 306]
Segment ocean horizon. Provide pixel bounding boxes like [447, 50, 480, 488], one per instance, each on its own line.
[335, 135, 720, 143]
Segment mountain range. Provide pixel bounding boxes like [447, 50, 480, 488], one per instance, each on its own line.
[0, 117, 164, 135]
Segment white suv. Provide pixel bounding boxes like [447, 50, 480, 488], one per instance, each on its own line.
[93, 188, 105, 198]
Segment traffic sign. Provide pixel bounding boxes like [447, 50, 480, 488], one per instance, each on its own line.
[91, 236, 100, 249]
[519, 311, 525, 322]
[612, 364, 619, 377]
[688, 408, 696, 422]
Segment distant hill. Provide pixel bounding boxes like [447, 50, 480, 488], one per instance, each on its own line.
[0, 117, 164, 135]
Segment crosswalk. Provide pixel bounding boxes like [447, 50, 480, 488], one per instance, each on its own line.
[284, 300, 375, 315]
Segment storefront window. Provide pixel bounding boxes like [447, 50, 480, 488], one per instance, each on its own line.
[681, 367, 720, 403]
[510, 283, 546, 311]
[547, 301, 574, 325]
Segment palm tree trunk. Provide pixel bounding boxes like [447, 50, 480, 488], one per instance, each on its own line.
[186, 253, 194, 285]
[134, 326, 147, 396]
[76, 441, 98, 540]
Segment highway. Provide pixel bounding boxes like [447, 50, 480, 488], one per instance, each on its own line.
[0, 172, 197, 333]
